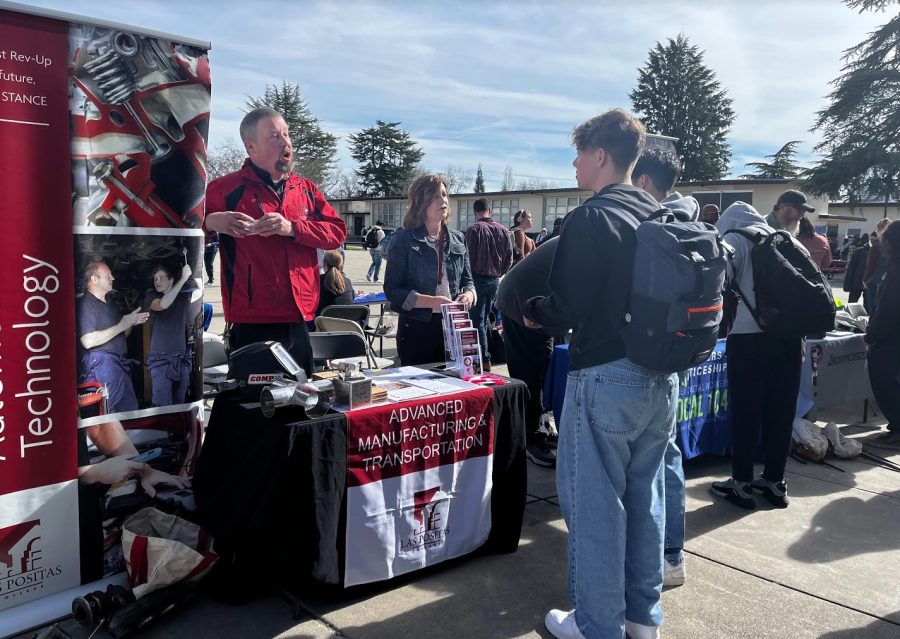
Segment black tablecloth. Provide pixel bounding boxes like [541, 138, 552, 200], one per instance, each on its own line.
[193, 378, 526, 595]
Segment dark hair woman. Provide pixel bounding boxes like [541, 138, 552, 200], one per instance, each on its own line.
[383, 174, 475, 365]
[865, 220, 900, 446]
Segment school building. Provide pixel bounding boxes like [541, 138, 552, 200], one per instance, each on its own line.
[331, 178, 897, 242]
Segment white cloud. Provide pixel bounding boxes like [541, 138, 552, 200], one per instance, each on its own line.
[25, 0, 893, 185]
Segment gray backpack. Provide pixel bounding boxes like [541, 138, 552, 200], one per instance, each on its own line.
[596, 193, 729, 373]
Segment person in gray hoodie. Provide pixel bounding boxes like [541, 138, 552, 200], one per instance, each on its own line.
[631, 146, 697, 587]
[710, 202, 805, 509]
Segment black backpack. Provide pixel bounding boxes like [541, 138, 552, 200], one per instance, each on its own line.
[722, 228, 835, 337]
[595, 193, 730, 373]
[365, 227, 380, 249]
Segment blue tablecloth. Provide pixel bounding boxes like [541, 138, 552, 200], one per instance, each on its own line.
[354, 292, 387, 305]
[543, 341, 732, 460]
[542, 332, 873, 460]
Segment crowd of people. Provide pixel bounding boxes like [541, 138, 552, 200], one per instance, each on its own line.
[195, 106, 898, 639]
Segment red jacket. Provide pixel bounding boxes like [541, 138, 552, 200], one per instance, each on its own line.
[205, 161, 346, 322]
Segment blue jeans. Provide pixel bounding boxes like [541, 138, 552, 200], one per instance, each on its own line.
[664, 429, 685, 565]
[557, 358, 678, 638]
[367, 249, 382, 280]
[470, 276, 499, 362]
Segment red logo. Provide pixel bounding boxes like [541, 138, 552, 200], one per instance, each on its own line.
[413, 487, 441, 528]
[0, 520, 41, 575]
[0, 519, 63, 601]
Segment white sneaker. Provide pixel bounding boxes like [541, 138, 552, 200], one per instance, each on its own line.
[663, 559, 686, 587]
[545, 609, 586, 639]
[625, 619, 661, 639]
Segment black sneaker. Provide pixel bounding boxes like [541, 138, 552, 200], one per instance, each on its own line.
[750, 477, 789, 508]
[546, 432, 558, 449]
[710, 478, 756, 510]
[868, 430, 900, 449]
[526, 440, 556, 467]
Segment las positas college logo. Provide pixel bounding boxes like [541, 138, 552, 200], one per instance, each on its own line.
[0, 520, 62, 601]
[400, 486, 450, 554]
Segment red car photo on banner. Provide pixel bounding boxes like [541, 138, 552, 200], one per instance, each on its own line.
[69, 25, 211, 229]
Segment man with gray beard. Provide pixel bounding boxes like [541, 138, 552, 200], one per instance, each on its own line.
[765, 189, 815, 236]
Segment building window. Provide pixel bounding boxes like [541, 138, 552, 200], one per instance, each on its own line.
[491, 199, 517, 227]
[544, 196, 585, 224]
[721, 191, 752, 209]
[372, 202, 405, 229]
[692, 191, 721, 209]
[338, 202, 350, 214]
[457, 198, 518, 229]
[457, 200, 475, 229]
[692, 191, 753, 211]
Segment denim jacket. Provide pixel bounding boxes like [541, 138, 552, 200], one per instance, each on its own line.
[384, 225, 475, 322]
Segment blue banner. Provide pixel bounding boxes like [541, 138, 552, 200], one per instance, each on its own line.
[676, 340, 731, 459]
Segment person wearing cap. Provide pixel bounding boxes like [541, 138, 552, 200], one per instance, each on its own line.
[366, 220, 386, 282]
[766, 189, 815, 236]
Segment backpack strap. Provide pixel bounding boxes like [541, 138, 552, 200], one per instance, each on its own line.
[648, 207, 676, 223]
[720, 228, 764, 326]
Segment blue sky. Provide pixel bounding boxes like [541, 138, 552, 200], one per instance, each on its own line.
[20, 0, 891, 191]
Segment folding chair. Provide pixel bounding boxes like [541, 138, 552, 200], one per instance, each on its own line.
[320, 303, 391, 354]
[309, 331, 369, 367]
[314, 316, 393, 369]
[320, 304, 369, 327]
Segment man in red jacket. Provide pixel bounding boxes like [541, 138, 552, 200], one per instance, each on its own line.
[204, 107, 346, 374]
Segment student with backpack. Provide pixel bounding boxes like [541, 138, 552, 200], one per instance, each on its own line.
[631, 145, 703, 589]
[526, 109, 679, 639]
[711, 201, 833, 510]
[365, 220, 385, 282]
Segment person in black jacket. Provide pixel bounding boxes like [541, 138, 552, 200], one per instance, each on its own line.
[866, 220, 900, 447]
[496, 237, 564, 468]
[317, 250, 355, 313]
[527, 109, 678, 639]
[843, 234, 869, 304]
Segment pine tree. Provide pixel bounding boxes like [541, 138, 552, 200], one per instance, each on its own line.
[630, 35, 735, 181]
[803, 1, 900, 207]
[474, 163, 486, 193]
[245, 81, 338, 187]
[349, 120, 425, 197]
[740, 141, 805, 179]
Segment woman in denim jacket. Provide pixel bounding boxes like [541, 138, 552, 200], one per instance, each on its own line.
[384, 174, 476, 365]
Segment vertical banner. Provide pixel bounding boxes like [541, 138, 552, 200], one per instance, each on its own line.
[0, 9, 80, 608]
[344, 389, 494, 587]
[0, 5, 211, 624]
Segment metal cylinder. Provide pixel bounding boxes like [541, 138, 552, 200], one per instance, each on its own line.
[260, 381, 331, 419]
